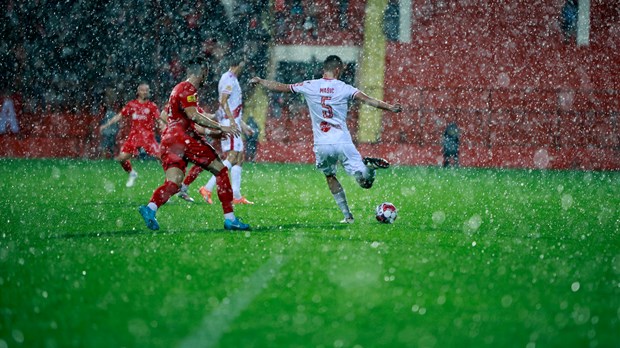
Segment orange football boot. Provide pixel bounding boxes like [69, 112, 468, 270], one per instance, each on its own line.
[198, 187, 213, 204]
[232, 197, 254, 205]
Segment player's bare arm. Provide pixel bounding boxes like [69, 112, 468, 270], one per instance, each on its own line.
[185, 106, 240, 137]
[194, 124, 223, 137]
[220, 93, 240, 131]
[99, 113, 122, 133]
[249, 77, 292, 93]
[159, 109, 169, 123]
[354, 91, 402, 113]
[157, 110, 168, 131]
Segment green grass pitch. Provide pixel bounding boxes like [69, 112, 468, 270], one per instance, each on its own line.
[1, 158, 619, 347]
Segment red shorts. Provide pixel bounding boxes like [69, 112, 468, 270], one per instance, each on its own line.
[121, 136, 160, 156]
[160, 129, 220, 174]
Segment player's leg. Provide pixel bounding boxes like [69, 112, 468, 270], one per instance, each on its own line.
[326, 174, 354, 224]
[315, 144, 353, 223]
[142, 139, 161, 161]
[139, 167, 184, 230]
[199, 157, 230, 204]
[115, 151, 138, 187]
[189, 140, 250, 230]
[229, 149, 253, 205]
[199, 137, 232, 204]
[0, 111, 6, 134]
[229, 151, 243, 200]
[138, 134, 186, 230]
[339, 144, 377, 189]
[176, 165, 203, 202]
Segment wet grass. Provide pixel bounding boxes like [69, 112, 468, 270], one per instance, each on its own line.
[1, 158, 619, 347]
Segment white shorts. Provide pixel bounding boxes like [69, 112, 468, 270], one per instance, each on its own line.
[220, 118, 244, 153]
[313, 143, 367, 177]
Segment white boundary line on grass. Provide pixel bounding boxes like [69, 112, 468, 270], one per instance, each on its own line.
[178, 255, 287, 348]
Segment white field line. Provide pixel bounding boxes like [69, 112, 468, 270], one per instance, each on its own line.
[178, 255, 287, 348]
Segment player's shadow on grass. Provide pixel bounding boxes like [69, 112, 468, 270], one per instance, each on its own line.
[51, 229, 151, 240]
[247, 222, 352, 232]
[52, 222, 353, 239]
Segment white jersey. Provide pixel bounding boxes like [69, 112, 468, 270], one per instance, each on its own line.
[290, 78, 359, 145]
[218, 70, 243, 125]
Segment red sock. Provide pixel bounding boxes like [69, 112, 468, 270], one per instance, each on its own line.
[149, 180, 180, 208]
[120, 160, 132, 173]
[215, 167, 234, 214]
[183, 165, 204, 186]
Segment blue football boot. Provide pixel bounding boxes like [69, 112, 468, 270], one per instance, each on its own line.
[139, 205, 160, 230]
[224, 217, 251, 231]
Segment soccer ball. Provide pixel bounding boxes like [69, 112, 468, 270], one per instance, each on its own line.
[376, 202, 398, 224]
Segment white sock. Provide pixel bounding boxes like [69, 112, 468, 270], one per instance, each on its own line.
[224, 212, 235, 221]
[231, 165, 242, 199]
[130, 170, 137, 176]
[332, 190, 351, 218]
[204, 175, 217, 191]
[180, 183, 189, 193]
[205, 160, 231, 191]
[147, 202, 158, 211]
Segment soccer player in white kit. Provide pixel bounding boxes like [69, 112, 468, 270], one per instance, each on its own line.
[199, 59, 255, 205]
[251, 55, 402, 223]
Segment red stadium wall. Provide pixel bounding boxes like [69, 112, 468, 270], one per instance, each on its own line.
[378, 0, 620, 170]
[0, 112, 102, 159]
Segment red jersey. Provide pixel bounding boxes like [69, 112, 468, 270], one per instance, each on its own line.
[166, 81, 198, 136]
[120, 99, 160, 141]
[159, 81, 221, 176]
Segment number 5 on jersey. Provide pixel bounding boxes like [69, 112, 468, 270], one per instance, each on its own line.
[321, 96, 333, 118]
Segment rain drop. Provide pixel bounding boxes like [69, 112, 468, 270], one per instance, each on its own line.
[561, 194, 573, 210]
[432, 211, 446, 225]
[533, 149, 550, 168]
[501, 295, 513, 307]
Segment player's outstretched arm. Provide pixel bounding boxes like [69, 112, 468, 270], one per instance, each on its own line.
[354, 91, 402, 113]
[185, 106, 241, 137]
[195, 124, 223, 138]
[185, 106, 222, 129]
[157, 110, 168, 131]
[250, 77, 292, 93]
[99, 113, 122, 133]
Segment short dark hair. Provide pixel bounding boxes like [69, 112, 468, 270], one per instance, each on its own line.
[136, 82, 149, 97]
[323, 55, 344, 72]
[229, 56, 245, 68]
[186, 56, 210, 75]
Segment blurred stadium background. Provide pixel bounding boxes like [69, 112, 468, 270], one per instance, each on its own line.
[0, 0, 618, 170]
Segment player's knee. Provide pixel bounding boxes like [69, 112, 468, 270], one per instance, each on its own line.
[215, 166, 229, 177]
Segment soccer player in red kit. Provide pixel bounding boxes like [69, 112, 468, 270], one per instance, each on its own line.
[174, 123, 223, 203]
[138, 58, 250, 231]
[160, 102, 222, 203]
[100, 83, 164, 187]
